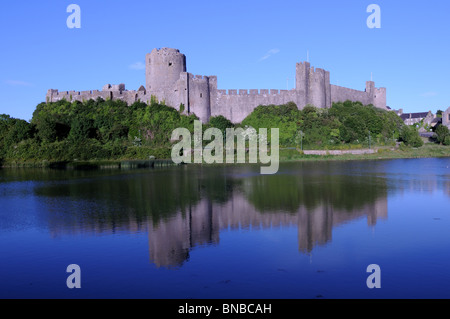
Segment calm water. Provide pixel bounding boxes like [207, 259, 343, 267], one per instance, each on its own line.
[0, 158, 449, 299]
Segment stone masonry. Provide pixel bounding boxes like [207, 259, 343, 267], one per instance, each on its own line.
[46, 48, 387, 123]
[443, 107, 450, 129]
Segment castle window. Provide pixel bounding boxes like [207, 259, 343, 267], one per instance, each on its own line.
[169, 62, 173, 67]
[200, 93, 203, 98]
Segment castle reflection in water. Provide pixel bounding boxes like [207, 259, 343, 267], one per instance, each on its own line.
[147, 194, 387, 268]
[30, 162, 425, 269]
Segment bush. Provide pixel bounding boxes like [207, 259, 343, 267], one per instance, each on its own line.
[436, 125, 450, 145]
[399, 125, 423, 148]
[444, 135, 450, 146]
[124, 146, 172, 159]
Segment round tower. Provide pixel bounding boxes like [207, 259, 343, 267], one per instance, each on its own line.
[145, 48, 186, 94]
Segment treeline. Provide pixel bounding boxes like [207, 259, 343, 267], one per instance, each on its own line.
[0, 98, 433, 164]
[241, 100, 424, 149]
[1, 98, 199, 163]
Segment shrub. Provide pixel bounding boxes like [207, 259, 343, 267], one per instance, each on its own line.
[444, 135, 450, 146]
[436, 125, 450, 145]
[399, 125, 423, 147]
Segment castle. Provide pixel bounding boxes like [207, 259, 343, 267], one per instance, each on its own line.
[46, 47, 387, 123]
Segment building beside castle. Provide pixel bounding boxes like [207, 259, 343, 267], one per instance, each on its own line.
[443, 107, 450, 129]
[46, 48, 387, 123]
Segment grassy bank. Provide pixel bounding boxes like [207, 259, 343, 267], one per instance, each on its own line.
[279, 144, 450, 162]
[0, 158, 177, 169]
[2, 144, 449, 169]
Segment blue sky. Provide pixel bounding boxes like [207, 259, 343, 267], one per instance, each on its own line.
[1, 0, 449, 121]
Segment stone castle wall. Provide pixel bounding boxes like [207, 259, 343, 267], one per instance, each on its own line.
[46, 47, 387, 123]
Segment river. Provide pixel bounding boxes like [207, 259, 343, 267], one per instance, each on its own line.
[0, 158, 449, 298]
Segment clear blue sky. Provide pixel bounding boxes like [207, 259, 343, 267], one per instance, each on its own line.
[1, 0, 449, 121]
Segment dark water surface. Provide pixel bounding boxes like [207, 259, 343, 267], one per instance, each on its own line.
[0, 158, 449, 299]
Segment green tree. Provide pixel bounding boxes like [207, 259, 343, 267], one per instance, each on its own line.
[208, 115, 234, 134]
[68, 117, 95, 141]
[33, 112, 70, 143]
[0, 115, 34, 159]
[241, 102, 301, 145]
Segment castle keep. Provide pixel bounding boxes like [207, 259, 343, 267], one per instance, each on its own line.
[46, 48, 387, 123]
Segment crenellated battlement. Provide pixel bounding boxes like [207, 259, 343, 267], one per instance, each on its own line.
[189, 74, 212, 85]
[192, 74, 206, 80]
[150, 47, 182, 55]
[215, 88, 295, 96]
[46, 85, 155, 105]
[296, 62, 326, 74]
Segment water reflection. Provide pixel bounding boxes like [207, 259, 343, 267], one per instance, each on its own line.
[21, 162, 394, 268]
[147, 195, 387, 268]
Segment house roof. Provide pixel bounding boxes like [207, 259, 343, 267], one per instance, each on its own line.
[400, 112, 430, 120]
[431, 117, 442, 124]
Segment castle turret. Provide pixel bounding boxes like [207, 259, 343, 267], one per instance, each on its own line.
[309, 67, 331, 109]
[366, 81, 387, 110]
[188, 74, 211, 123]
[146, 48, 186, 94]
[295, 62, 331, 109]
